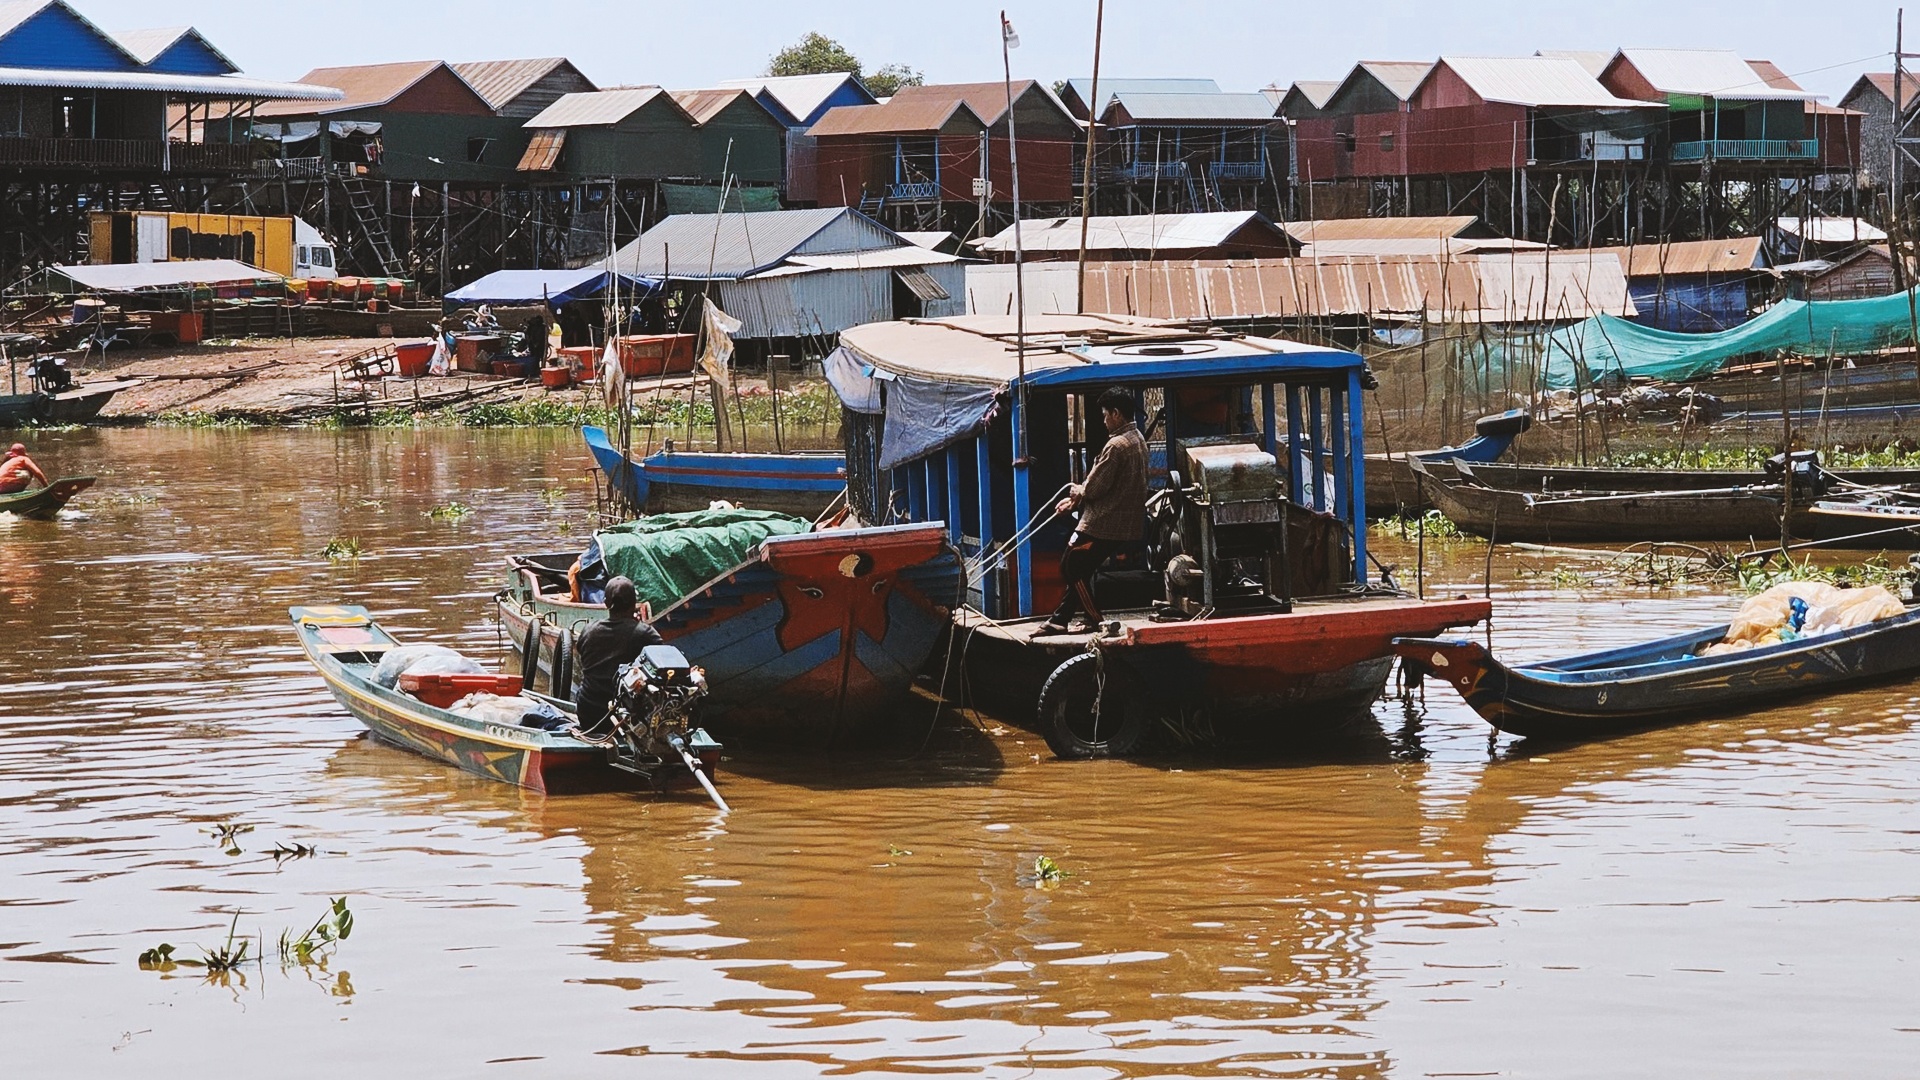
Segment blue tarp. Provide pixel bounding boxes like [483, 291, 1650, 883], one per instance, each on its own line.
[445, 266, 657, 307]
[877, 376, 1000, 471]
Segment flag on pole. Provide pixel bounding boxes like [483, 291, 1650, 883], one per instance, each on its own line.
[1001, 11, 1019, 49]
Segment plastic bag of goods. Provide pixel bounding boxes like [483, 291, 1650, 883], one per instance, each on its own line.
[1805, 585, 1907, 634]
[372, 644, 486, 688]
[446, 692, 532, 726]
[1723, 582, 1842, 646]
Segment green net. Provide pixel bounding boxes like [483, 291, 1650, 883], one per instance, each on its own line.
[1507, 289, 1920, 388]
[595, 509, 811, 609]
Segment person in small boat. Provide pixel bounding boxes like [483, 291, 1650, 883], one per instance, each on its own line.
[1037, 386, 1148, 637]
[574, 576, 665, 731]
[567, 535, 608, 604]
[0, 444, 47, 494]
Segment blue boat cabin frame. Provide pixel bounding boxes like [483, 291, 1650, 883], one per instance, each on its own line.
[877, 348, 1370, 620]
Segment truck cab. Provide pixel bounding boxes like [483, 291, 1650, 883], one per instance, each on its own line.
[294, 219, 339, 281]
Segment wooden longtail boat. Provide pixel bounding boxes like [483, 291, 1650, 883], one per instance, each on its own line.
[1804, 496, 1920, 549]
[290, 605, 636, 793]
[498, 523, 964, 745]
[1364, 408, 1533, 514]
[1417, 462, 1802, 543]
[1394, 600, 1920, 739]
[583, 426, 845, 517]
[1445, 459, 1920, 495]
[0, 476, 95, 519]
[0, 380, 141, 427]
[829, 314, 1493, 757]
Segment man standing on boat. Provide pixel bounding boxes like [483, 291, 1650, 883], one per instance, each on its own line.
[574, 576, 665, 731]
[1038, 387, 1148, 636]
[0, 444, 47, 494]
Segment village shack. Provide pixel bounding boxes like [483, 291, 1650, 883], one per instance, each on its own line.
[1558, 236, 1770, 331]
[610, 207, 966, 348]
[714, 72, 877, 205]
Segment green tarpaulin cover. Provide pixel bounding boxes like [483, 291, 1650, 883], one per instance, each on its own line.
[659, 183, 783, 216]
[1536, 289, 1920, 388]
[595, 509, 811, 608]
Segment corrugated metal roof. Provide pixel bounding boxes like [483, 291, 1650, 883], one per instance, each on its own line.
[1103, 91, 1277, 123]
[1849, 72, 1898, 104]
[256, 60, 446, 116]
[0, 2, 43, 39]
[0, 1, 138, 65]
[974, 212, 1282, 254]
[1287, 80, 1340, 109]
[1612, 49, 1813, 101]
[516, 129, 564, 171]
[1356, 61, 1434, 102]
[1536, 50, 1613, 77]
[612, 207, 904, 279]
[965, 253, 1636, 323]
[1064, 77, 1221, 114]
[1775, 217, 1888, 243]
[898, 230, 953, 250]
[807, 97, 983, 136]
[1439, 56, 1657, 109]
[1744, 59, 1804, 93]
[54, 258, 281, 291]
[886, 80, 1062, 127]
[1283, 216, 1482, 243]
[715, 72, 868, 126]
[1561, 236, 1766, 277]
[114, 26, 185, 64]
[1297, 237, 1547, 257]
[670, 87, 754, 125]
[524, 87, 675, 128]
[0, 64, 341, 99]
[453, 58, 587, 111]
[787, 247, 961, 269]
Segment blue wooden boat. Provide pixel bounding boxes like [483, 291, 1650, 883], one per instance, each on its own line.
[290, 605, 632, 792]
[583, 426, 845, 517]
[1364, 407, 1532, 515]
[828, 313, 1490, 758]
[498, 521, 963, 745]
[1395, 598, 1920, 740]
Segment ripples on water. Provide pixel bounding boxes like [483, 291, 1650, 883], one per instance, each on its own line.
[3, 429, 1918, 1077]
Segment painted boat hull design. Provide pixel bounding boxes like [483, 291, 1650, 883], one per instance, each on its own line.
[1395, 602, 1920, 739]
[961, 596, 1492, 737]
[0, 476, 95, 519]
[499, 523, 964, 744]
[583, 426, 845, 517]
[290, 605, 617, 792]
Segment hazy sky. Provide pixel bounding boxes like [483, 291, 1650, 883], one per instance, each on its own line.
[75, 0, 1902, 101]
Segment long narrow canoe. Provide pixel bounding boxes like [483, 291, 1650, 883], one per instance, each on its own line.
[0, 476, 95, 519]
[291, 605, 622, 793]
[1417, 464, 1800, 543]
[1395, 600, 1920, 739]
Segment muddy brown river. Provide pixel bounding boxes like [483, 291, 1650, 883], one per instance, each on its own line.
[4, 427, 1918, 1077]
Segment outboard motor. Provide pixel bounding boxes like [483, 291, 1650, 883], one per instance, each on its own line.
[606, 645, 721, 785]
[28, 354, 71, 394]
[1764, 449, 1825, 498]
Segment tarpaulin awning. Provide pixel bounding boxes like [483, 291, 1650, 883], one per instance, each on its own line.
[823, 345, 883, 414]
[877, 377, 1000, 470]
[594, 509, 811, 609]
[445, 266, 657, 307]
[45, 260, 282, 292]
[1531, 289, 1920, 387]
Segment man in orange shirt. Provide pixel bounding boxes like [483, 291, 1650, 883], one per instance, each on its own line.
[0, 444, 47, 495]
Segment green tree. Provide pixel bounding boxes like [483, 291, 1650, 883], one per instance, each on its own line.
[866, 63, 924, 97]
[767, 32, 862, 78]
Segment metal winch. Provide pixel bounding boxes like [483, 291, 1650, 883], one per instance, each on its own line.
[1155, 436, 1292, 616]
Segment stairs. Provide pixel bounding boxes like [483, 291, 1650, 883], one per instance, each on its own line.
[338, 178, 403, 276]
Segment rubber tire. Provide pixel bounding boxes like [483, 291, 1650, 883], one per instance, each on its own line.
[521, 619, 542, 692]
[551, 628, 574, 698]
[1038, 651, 1146, 760]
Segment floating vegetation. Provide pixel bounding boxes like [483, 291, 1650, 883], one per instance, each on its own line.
[279, 898, 354, 966]
[1032, 855, 1067, 887]
[152, 410, 255, 430]
[268, 842, 322, 864]
[887, 845, 913, 858]
[320, 536, 362, 560]
[1371, 510, 1467, 541]
[205, 821, 253, 856]
[540, 486, 568, 506]
[556, 520, 572, 535]
[140, 913, 251, 974]
[1736, 553, 1909, 595]
[427, 501, 473, 522]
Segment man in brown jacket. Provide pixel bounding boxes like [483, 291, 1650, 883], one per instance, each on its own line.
[1037, 386, 1148, 635]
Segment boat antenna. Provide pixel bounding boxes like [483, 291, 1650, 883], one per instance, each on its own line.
[1075, 0, 1105, 314]
[1002, 10, 1028, 459]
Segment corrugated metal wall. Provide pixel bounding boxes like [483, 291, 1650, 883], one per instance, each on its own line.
[716, 266, 894, 338]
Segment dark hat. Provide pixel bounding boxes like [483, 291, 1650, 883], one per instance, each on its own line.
[604, 576, 638, 613]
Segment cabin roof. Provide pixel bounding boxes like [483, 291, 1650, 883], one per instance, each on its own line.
[839, 314, 1359, 389]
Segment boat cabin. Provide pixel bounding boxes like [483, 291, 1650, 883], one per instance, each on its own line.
[829, 314, 1374, 622]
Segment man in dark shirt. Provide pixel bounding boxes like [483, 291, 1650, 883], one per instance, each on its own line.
[573, 576, 665, 731]
[1037, 386, 1149, 636]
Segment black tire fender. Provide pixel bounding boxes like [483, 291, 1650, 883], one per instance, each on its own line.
[1037, 650, 1147, 760]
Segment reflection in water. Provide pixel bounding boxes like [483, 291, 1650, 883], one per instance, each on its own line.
[1, 430, 1917, 1076]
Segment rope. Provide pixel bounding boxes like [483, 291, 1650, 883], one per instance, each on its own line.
[965, 484, 1074, 587]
